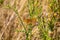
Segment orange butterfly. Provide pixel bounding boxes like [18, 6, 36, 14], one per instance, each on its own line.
[23, 17, 38, 26]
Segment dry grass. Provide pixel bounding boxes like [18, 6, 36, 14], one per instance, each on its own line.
[0, 0, 60, 40]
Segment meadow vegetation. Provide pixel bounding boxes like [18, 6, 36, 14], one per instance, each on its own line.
[0, 0, 60, 40]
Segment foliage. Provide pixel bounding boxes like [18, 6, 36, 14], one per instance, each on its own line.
[1, 0, 60, 40]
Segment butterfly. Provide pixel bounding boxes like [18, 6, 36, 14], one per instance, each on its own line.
[23, 17, 38, 26]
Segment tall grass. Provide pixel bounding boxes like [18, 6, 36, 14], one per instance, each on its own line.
[1, 0, 60, 40]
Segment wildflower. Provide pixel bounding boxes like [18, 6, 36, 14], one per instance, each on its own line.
[53, 13, 57, 17]
[48, 18, 51, 21]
